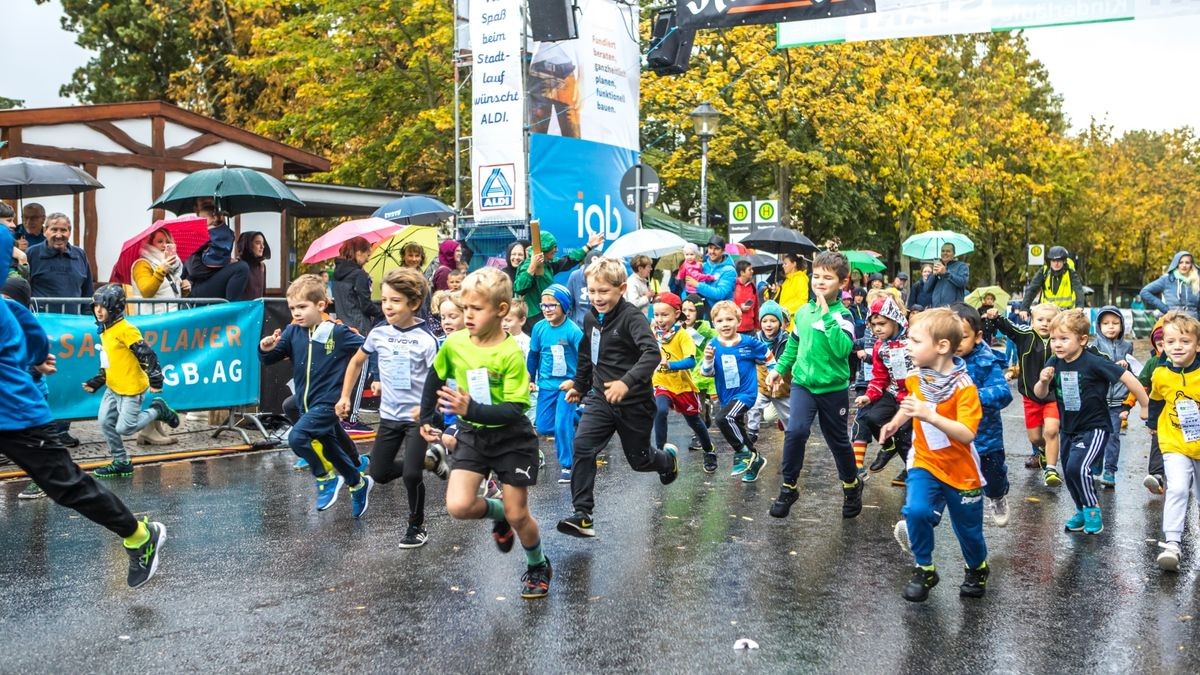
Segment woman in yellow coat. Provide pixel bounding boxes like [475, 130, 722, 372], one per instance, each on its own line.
[775, 252, 810, 321]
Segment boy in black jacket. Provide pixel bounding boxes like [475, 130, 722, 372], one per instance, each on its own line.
[260, 275, 370, 516]
[558, 257, 679, 538]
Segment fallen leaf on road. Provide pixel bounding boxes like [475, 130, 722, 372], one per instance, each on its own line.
[1025, 497, 1041, 503]
[733, 639, 759, 650]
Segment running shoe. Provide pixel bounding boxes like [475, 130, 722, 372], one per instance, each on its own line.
[731, 449, 752, 477]
[703, 452, 718, 474]
[293, 457, 309, 470]
[18, 482, 46, 500]
[426, 444, 450, 479]
[842, 478, 864, 519]
[149, 398, 180, 428]
[520, 557, 553, 600]
[493, 519, 515, 552]
[903, 566, 939, 603]
[556, 511, 595, 538]
[989, 496, 1010, 528]
[558, 469, 572, 484]
[742, 453, 767, 483]
[1144, 474, 1165, 495]
[398, 526, 428, 549]
[1043, 466, 1062, 488]
[350, 475, 374, 518]
[891, 468, 907, 487]
[659, 444, 679, 485]
[1099, 471, 1116, 488]
[315, 473, 345, 511]
[125, 519, 166, 589]
[1083, 506, 1103, 535]
[959, 562, 989, 598]
[1157, 541, 1181, 572]
[768, 484, 799, 518]
[893, 520, 911, 555]
[1064, 509, 1085, 532]
[95, 461, 134, 478]
[869, 442, 898, 473]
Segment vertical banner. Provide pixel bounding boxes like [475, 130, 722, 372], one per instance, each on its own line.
[528, 0, 641, 251]
[39, 301, 264, 421]
[471, 0, 526, 222]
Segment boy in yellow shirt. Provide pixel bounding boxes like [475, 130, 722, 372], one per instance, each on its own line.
[83, 285, 180, 478]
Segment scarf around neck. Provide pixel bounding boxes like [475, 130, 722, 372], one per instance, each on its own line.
[140, 244, 182, 295]
[916, 357, 969, 405]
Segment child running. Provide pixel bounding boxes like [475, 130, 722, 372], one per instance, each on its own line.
[853, 293, 913, 485]
[766, 251, 863, 519]
[701, 300, 771, 480]
[681, 294, 718, 449]
[83, 284, 181, 478]
[418, 267, 551, 598]
[746, 301, 791, 446]
[1148, 312, 1200, 571]
[987, 303, 1063, 487]
[0, 220, 165, 588]
[952, 303, 1014, 527]
[651, 292, 715, 470]
[882, 308, 987, 602]
[1138, 321, 1170, 494]
[1091, 306, 1134, 488]
[528, 283, 583, 484]
[337, 268, 440, 547]
[1033, 309, 1148, 535]
[559, 257, 679, 538]
[260, 274, 372, 516]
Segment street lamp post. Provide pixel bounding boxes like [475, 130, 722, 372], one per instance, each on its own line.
[690, 102, 721, 231]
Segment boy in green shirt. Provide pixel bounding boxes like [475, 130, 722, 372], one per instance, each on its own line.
[767, 251, 864, 519]
[419, 267, 551, 599]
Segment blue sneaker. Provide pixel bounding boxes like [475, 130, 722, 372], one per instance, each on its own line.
[1083, 506, 1104, 534]
[350, 475, 374, 518]
[1100, 471, 1116, 488]
[1064, 509, 1085, 532]
[293, 457, 309, 470]
[357, 454, 370, 476]
[315, 473, 345, 511]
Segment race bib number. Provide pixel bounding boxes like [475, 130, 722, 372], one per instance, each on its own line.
[590, 327, 601, 366]
[919, 403, 951, 450]
[551, 344, 567, 378]
[721, 353, 740, 390]
[888, 348, 908, 379]
[466, 368, 492, 406]
[687, 328, 703, 346]
[1177, 398, 1200, 443]
[1060, 371, 1081, 411]
[393, 347, 412, 390]
[100, 350, 110, 369]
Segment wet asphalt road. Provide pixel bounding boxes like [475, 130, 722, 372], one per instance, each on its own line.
[2, 406, 1200, 674]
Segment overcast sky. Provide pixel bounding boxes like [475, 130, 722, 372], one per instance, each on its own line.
[2, 1, 1198, 135]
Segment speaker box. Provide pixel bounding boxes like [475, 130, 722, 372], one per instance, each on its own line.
[646, 9, 694, 76]
[529, 0, 578, 42]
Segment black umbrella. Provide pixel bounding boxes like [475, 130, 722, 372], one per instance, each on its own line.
[741, 226, 817, 255]
[372, 195, 456, 225]
[742, 252, 780, 273]
[0, 157, 104, 199]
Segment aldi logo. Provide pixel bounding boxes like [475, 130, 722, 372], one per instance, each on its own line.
[479, 164, 516, 210]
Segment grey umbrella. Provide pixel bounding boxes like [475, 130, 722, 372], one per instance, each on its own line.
[0, 157, 104, 199]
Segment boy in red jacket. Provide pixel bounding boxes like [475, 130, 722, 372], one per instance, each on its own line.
[733, 260, 759, 336]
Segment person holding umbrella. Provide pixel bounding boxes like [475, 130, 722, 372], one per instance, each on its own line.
[16, 203, 46, 250]
[184, 198, 249, 302]
[927, 243, 970, 308]
[773, 252, 810, 322]
[514, 230, 603, 330]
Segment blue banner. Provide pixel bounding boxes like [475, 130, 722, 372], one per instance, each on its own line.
[39, 301, 264, 421]
[529, 134, 638, 252]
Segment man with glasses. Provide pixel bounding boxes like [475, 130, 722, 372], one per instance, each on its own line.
[16, 202, 47, 250]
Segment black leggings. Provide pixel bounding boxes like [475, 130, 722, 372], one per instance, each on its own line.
[370, 420, 429, 527]
[653, 394, 712, 452]
[190, 261, 249, 301]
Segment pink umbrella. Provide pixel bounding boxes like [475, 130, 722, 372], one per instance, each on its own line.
[302, 217, 404, 264]
[725, 242, 748, 256]
[110, 215, 209, 284]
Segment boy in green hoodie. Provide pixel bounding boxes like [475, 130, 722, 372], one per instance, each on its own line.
[767, 251, 864, 519]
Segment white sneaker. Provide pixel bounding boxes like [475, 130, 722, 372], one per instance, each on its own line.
[990, 496, 1010, 528]
[893, 519, 911, 555]
[1157, 541, 1181, 572]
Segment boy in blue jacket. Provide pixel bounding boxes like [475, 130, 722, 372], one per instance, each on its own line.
[260, 274, 371, 516]
[0, 226, 164, 588]
[953, 303, 1014, 526]
[1092, 306, 1134, 487]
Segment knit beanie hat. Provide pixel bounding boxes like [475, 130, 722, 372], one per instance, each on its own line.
[759, 300, 787, 325]
[542, 283, 572, 313]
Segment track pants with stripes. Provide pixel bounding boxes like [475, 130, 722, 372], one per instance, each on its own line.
[1061, 427, 1108, 509]
[716, 399, 756, 454]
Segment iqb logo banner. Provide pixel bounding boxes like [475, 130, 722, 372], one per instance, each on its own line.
[479, 164, 515, 210]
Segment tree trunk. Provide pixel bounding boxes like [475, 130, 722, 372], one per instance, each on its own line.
[777, 162, 792, 228]
[986, 242, 997, 285]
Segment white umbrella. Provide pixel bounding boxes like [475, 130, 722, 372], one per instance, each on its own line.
[603, 229, 688, 260]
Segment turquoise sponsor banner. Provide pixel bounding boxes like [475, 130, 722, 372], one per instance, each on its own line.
[39, 301, 264, 421]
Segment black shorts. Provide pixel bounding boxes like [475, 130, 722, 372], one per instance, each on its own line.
[452, 418, 540, 487]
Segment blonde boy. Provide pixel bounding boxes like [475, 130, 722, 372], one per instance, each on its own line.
[558, 257, 679, 538]
[418, 267, 551, 599]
